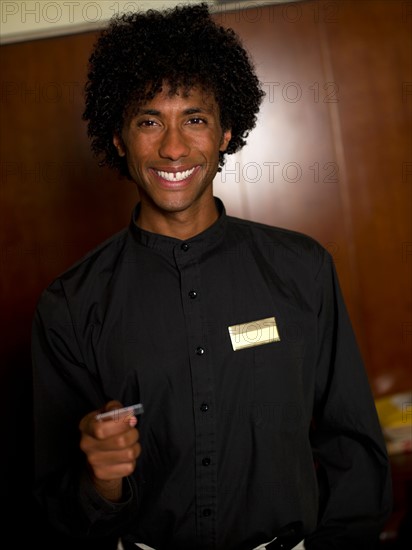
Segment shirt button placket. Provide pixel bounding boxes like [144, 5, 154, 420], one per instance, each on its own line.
[175, 240, 216, 545]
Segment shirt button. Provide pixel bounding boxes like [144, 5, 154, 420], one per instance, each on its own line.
[181, 242, 190, 251]
[200, 402, 209, 412]
[202, 457, 211, 466]
[202, 508, 212, 517]
[196, 346, 205, 355]
[188, 290, 197, 299]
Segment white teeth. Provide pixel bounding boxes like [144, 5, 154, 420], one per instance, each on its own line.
[156, 167, 196, 182]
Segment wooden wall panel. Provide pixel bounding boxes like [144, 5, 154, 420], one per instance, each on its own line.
[322, 0, 412, 396]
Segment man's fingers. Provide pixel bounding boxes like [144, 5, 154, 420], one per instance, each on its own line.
[80, 424, 139, 452]
[87, 444, 141, 468]
[86, 442, 142, 481]
[80, 400, 139, 439]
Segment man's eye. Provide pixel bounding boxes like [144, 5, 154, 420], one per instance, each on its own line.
[187, 117, 206, 125]
[138, 120, 158, 127]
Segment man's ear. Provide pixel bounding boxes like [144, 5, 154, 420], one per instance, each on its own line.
[113, 134, 126, 157]
[219, 129, 232, 152]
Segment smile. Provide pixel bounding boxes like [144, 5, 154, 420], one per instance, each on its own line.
[155, 167, 196, 182]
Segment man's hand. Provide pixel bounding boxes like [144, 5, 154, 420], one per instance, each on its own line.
[79, 400, 141, 501]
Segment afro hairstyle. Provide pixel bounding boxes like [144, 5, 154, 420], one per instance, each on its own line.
[82, 2, 265, 177]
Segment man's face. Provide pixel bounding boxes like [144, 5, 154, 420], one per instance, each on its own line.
[114, 86, 231, 223]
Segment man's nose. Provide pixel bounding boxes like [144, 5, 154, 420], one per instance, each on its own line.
[158, 126, 190, 160]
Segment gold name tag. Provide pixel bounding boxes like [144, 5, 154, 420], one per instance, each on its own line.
[228, 316, 280, 351]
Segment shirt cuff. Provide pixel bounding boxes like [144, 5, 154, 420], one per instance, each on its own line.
[79, 469, 134, 524]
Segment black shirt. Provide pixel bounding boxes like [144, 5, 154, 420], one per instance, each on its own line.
[32, 198, 392, 550]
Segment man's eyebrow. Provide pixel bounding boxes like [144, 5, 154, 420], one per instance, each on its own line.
[137, 109, 161, 116]
[183, 107, 213, 115]
[136, 107, 213, 116]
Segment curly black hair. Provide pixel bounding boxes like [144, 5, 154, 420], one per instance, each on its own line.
[82, 2, 265, 177]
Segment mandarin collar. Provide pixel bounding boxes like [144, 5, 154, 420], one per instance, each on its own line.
[129, 197, 227, 256]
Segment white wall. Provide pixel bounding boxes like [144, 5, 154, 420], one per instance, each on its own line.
[0, 0, 297, 44]
[0, 0, 215, 43]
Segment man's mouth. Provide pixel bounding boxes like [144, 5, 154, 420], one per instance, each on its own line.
[155, 167, 196, 182]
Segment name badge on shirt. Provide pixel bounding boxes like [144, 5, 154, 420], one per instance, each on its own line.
[228, 316, 280, 351]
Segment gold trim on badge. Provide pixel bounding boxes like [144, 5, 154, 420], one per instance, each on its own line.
[228, 316, 280, 351]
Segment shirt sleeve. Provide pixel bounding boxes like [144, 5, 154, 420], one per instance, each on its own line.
[305, 250, 393, 549]
[32, 281, 138, 539]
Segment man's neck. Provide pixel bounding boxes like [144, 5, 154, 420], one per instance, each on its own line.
[136, 197, 219, 240]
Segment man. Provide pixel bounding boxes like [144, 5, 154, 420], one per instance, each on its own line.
[32, 3, 392, 550]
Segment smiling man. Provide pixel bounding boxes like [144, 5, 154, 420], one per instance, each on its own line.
[113, 87, 232, 238]
[32, 3, 392, 550]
